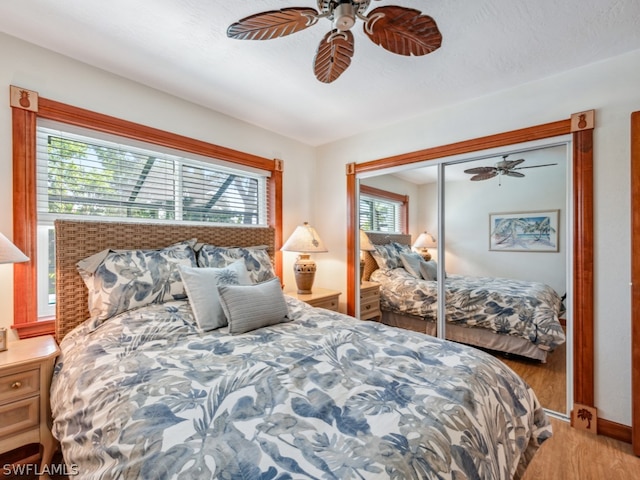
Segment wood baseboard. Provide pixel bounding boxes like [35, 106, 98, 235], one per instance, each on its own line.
[598, 417, 633, 444]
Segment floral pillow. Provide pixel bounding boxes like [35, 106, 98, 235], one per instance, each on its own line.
[371, 243, 403, 270]
[78, 240, 197, 329]
[197, 245, 275, 283]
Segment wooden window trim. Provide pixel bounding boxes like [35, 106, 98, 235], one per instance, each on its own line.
[11, 87, 283, 338]
[359, 184, 409, 234]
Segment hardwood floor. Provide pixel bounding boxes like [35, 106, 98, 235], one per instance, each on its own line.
[498, 339, 567, 414]
[523, 417, 640, 480]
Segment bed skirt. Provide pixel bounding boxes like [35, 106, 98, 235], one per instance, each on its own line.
[380, 310, 549, 362]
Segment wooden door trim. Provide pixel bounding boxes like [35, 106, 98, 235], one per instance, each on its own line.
[631, 110, 640, 456]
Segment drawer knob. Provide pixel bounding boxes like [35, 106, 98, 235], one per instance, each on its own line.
[11, 381, 22, 389]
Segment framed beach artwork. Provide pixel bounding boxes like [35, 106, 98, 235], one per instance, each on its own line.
[489, 210, 559, 252]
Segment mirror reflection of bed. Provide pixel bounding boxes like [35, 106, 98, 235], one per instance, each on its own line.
[359, 143, 569, 416]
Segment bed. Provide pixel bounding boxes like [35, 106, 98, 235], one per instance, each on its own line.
[363, 233, 566, 362]
[50, 220, 552, 479]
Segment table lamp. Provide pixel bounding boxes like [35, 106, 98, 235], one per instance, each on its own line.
[281, 222, 327, 294]
[413, 231, 437, 261]
[0, 232, 29, 352]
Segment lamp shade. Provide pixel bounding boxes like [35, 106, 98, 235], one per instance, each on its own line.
[281, 222, 328, 253]
[359, 230, 375, 251]
[0, 233, 29, 264]
[413, 232, 437, 249]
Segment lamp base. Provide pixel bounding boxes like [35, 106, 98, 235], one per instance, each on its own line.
[418, 249, 432, 261]
[294, 254, 316, 294]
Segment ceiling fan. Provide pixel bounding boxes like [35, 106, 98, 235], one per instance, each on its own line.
[464, 155, 558, 184]
[226, 1, 442, 83]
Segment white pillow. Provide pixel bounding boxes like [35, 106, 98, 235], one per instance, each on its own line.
[419, 260, 438, 281]
[218, 278, 290, 334]
[179, 260, 251, 331]
[399, 252, 424, 278]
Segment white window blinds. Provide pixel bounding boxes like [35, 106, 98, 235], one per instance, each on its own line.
[36, 124, 268, 226]
[359, 194, 403, 233]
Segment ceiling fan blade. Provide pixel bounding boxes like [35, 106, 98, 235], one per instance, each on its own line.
[313, 29, 355, 83]
[227, 8, 319, 40]
[363, 6, 442, 56]
[512, 163, 558, 170]
[464, 166, 496, 175]
[502, 158, 525, 169]
[471, 171, 498, 181]
[505, 171, 525, 178]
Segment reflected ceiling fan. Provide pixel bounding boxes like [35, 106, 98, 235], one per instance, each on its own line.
[226, 1, 442, 83]
[464, 155, 558, 185]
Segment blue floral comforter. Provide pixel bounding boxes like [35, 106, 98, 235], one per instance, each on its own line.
[51, 296, 551, 479]
[371, 268, 565, 351]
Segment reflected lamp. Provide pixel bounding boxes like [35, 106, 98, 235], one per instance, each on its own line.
[413, 231, 437, 260]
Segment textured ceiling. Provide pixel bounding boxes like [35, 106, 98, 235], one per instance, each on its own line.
[1, 0, 640, 146]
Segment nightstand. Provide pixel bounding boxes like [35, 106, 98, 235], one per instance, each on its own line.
[0, 335, 60, 472]
[286, 288, 341, 312]
[360, 281, 381, 321]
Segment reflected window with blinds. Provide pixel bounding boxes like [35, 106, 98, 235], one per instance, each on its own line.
[35, 122, 269, 316]
[359, 194, 403, 233]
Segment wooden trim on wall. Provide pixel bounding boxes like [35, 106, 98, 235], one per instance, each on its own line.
[346, 165, 357, 317]
[11, 88, 283, 337]
[12, 102, 40, 336]
[572, 118, 595, 407]
[631, 110, 640, 456]
[354, 119, 571, 175]
[598, 418, 633, 445]
[346, 113, 595, 426]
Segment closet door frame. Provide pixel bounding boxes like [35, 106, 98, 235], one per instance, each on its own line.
[346, 112, 595, 410]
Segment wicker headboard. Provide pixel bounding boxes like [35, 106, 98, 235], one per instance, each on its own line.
[362, 232, 412, 281]
[54, 220, 276, 342]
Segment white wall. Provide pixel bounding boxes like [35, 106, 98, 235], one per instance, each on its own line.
[316, 48, 640, 426]
[0, 33, 316, 340]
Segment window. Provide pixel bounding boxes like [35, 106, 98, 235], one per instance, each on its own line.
[359, 195, 401, 232]
[359, 185, 408, 234]
[34, 123, 270, 317]
[11, 88, 283, 337]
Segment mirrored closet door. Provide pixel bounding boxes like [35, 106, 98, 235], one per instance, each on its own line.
[356, 139, 573, 418]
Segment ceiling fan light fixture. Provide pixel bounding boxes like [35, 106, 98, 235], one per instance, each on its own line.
[227, 0, 441, 83]
[333, 2, 356, 31]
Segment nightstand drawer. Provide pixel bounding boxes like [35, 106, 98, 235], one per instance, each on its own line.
[312, 297, 339, 311]
[0, 368, 39, 404]
[360, 297, 379, 313]
[360, 299, 381, 320]
[360, 289, 379, 302]
[0, 396, 39, 439]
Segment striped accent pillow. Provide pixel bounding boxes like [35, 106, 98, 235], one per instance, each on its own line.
[218, 278, 290, 334]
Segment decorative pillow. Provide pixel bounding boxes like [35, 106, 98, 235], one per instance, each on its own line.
[371, 243, 403, 270]
[393, 242, 413, 256]
[197, 245, 275, 283]
[79, 240, 197, 329]
[399, 252, 424, 278]
[419, 260, 439, 281]
[179, 260, 252, 331]
[218, 278, 290, 334]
